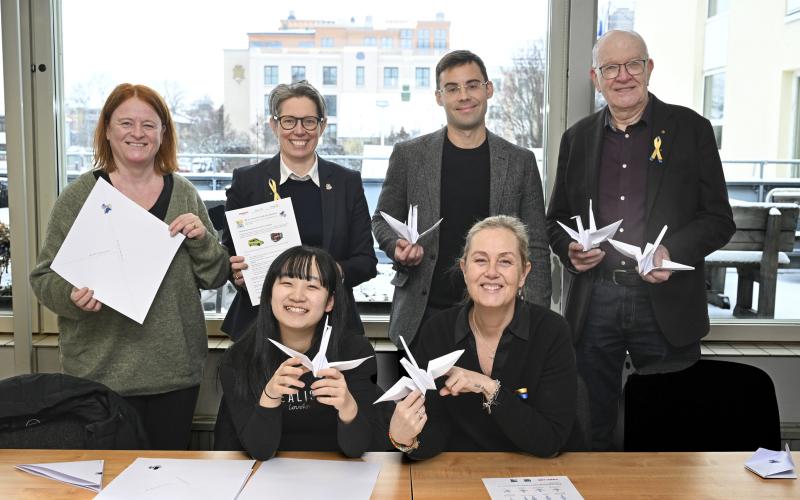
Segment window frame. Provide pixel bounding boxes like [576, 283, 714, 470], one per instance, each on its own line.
[2, 0, 796, 378]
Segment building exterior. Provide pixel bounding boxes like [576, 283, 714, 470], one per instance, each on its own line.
[223, 13, 452, 151]
[611, 0, 800, 167]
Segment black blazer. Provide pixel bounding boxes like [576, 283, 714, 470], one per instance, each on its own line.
[220, 154, 377, 339]
[546, 95, 735, 347]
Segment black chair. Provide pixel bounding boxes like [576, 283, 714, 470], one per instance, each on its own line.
[623, 359, 781, 452]
[0, 373, 149, 449]
[563, 375, 592, 452]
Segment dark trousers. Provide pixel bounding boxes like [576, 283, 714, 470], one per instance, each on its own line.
[124, 385, 200, 450]
[577, 280, 700, 451]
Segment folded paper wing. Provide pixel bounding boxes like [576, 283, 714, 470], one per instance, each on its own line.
[608, 225, 694, 276]
[268, 317, 372, 377]
[744, 444, 796, 479]
[51, 178, 184, 324]
[557, 199, 622, 251]
[15, 460, 104, 493]
[374, 335, 464, 403]
[380, 204, 443, 244]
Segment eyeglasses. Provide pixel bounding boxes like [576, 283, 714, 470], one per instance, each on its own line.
[273, 115, 324, 131]
[596, 59, 647, 80]
[436, 80, 490, 97]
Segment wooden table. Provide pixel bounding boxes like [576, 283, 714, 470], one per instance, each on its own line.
[0, 449, 410, 500]
[3, 450, 798, 499]
[410, 452, 799, 499]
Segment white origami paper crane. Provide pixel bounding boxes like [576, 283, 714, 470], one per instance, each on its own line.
[557, 199, 622, 251]
[379, 205, 443, 244]
[374, 336, 464, 403]
[608, 225, 695, 276]
[269, 317, 373, 377]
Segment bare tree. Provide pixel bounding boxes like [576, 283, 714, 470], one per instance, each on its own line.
[488, 42, 546, 149]
[161, 80, 186, 115]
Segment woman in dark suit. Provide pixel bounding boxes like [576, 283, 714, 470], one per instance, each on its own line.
[221, 80, 377, 340]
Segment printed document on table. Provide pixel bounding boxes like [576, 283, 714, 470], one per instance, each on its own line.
[225, 197, 302, 306]
[238, 458, 381, 500]
[51, 178, 184, 324]
[94, 457, 255, 500]
[483, 476, 584, 500]
[15, 460, 103, 492]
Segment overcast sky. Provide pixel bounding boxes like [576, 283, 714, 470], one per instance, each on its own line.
[61, 0, 548, 106]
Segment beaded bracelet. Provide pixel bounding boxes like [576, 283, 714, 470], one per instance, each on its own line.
[482, 379, 501, 414]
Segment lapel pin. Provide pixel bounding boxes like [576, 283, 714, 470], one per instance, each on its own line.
[515, 388, 529, 400]
[650, 136, 663, 163]
[325, 183, 333, 190]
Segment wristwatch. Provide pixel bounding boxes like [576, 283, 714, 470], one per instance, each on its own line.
[388, 433, 419, 453]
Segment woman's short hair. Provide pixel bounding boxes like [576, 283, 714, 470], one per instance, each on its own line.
[461, 215, 530, 267]
[93, 83, 178, 174]
[268, 80, 327, 119]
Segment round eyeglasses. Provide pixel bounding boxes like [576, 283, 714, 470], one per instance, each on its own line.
[273, 115, 324, 131]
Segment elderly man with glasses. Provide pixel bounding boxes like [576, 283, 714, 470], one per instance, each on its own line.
[546, 30, 734, 450]
[372, 50, 551, 354]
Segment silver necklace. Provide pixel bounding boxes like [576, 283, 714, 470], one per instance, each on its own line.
[470, 310, 499, 360]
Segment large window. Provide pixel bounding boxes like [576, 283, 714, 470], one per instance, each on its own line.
[291, 65, 306, 82]
[597, 1, 800, 323]
[355, 66, 365, 87]
[48, 1, 551, 321]
[322, 66, 337, 85]
[382, 67, 399, 88]
[703, 72, 726, 148]
[263, 65, 278, 85]
[415, 67, 430, 88]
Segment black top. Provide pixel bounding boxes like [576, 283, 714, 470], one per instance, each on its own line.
[428, 135, 491, 308]
[408, 299, 577, 459]
[93, 170, 173, 221]
[597, 98, 653, 272]
[279, 178, 323, 248]
[217, 333, 382, 460]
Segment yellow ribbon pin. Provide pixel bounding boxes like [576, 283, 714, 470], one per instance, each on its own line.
[268, 179, 281, 201]
[650, 136, 663, 163]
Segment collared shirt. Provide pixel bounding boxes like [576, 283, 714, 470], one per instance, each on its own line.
[597, 96, 654, 272]
[279, 155, 320, 187]
[405, 299, 577, 457]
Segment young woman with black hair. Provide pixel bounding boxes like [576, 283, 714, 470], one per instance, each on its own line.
[214, 245, 381, 460]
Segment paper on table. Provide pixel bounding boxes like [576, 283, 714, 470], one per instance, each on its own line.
[374, 336, 464, 403]
[556, 199, 622, 251]
[225, 197, 302, 306]
[745, 444, 796, 479]
[238, 458, 381, 500]
[482, 476, 584, 500]
[51, 178, 184, 324]
[15, 460, 104, 493]
[380, 204, 442, 244]
[94, 457, 255, 500]
[268, 316, 373, 376]
[608, 225, 694, 276]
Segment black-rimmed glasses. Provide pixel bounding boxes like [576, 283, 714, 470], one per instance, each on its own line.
[273, 115, 324, 131]
[596, 59, 647, 80]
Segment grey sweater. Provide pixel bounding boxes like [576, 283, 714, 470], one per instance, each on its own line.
[30, 171, 229, 396]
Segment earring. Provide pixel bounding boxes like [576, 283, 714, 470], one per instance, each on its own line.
[517, 287, 524, 300]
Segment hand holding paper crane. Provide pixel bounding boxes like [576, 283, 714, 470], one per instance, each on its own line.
[608, 225, 694, 276]
[380, 205, 443, 244]
[374, 336, 464, 403]
[269, 317, 373, 377]
[557, 199, 623, 251]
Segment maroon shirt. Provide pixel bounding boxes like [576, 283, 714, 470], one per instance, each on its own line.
[596, 97, 654, 272]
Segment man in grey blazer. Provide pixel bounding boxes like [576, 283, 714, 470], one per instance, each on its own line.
[372, 50, 551, 348]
